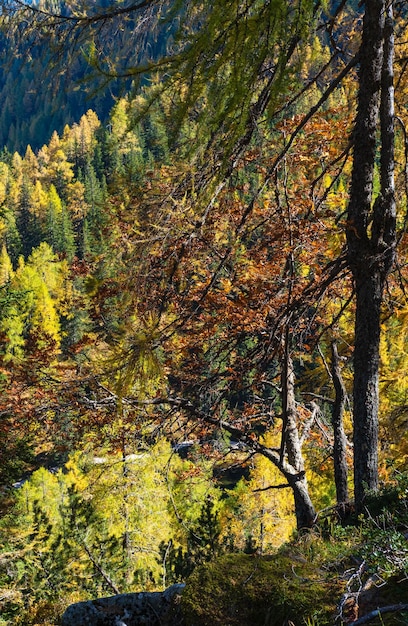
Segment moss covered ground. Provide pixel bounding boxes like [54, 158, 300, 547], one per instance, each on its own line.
[182, 487, 408, 626]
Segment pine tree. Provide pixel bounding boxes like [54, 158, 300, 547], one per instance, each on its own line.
[16, 177, 44, 258]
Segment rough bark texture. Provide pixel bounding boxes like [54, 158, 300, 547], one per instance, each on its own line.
[346, 0, 395, 511]
[330, 341, 349, 506]
[352, 271, 382, 502]
[347, 1, 384, 242]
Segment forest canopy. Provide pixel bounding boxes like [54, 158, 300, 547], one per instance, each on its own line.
[0, 0, 407, 522]
[0, 1, 407, 623]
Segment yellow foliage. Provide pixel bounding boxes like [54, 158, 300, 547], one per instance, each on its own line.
[223, 434, 296, 551]
[0, 245, 13, 286]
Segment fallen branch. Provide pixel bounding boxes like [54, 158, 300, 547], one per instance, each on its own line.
[349, 604, 408, 625]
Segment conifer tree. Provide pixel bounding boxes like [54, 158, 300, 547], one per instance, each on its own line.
[346, 1, 396, 509]
[16, 177, 44, 257]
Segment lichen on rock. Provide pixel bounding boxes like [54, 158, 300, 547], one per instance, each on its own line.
[61, 583, 185, 626]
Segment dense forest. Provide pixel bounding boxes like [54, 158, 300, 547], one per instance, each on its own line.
[0, 48, 117, 153]
[0, 1, 406, 625]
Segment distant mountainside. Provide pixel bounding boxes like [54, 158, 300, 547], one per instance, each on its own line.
[0, 0, 171, 155]
[0, 42, 121, 154]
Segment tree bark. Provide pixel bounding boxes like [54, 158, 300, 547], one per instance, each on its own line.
[287, 473, 316, 531]
[347, 0, 396, 511]
[352, 271, 382, 503]
[330, 341, 349, 506]
[281, 352, 316, 530]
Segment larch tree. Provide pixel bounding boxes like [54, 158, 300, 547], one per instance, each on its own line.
[346, 0, 396, 511]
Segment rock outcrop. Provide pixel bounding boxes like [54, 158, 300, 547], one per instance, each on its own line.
[61, 583, 185, 626]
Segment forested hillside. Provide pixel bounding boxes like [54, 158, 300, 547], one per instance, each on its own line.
[0, 0, 169, 153]
[0, 37, 119, 152]
[0, 1, 406, 625]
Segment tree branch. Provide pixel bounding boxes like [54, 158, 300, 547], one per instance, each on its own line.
[349, 604, 408, 625]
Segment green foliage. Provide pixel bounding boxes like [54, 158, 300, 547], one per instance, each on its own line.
[0, 429, 35, 486]
[156, 0, 319, 163]
[0, 34, 118, 153]
[0, 244, 65, 357]
[346, 477, 408, 579]
[177, 469, 408, 625]
[0, 440, 235, 620]
[45, 184, 76, 260]
[0, 94, 182, 492]
[160, 495, 231, 583]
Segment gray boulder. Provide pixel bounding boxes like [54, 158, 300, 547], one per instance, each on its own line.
[61, 583, 185, 626]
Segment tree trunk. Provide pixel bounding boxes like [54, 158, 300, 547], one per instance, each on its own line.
[347, 0, 396, 512]
[330, 341, 349, 506]
[352, 270, 382, 504]
[287, 473, 317, 531]
[281, 352, 316, 529]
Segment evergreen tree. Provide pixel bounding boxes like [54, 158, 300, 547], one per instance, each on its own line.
[44, 184, 76, 259]
[1, 206, 22, 265]
[16, 177, 44, 258]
